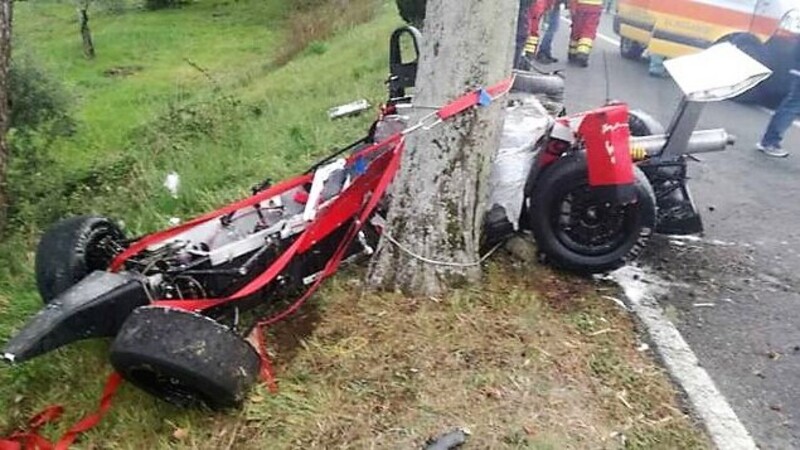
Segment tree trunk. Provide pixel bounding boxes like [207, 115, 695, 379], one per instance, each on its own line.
[79, 7, 95, 59]
[0, 0, 12, 234]
[369, 0, 518, 296]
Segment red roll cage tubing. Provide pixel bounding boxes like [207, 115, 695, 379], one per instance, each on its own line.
[0, 77, 513, 450]
[109, 76, 515, 313]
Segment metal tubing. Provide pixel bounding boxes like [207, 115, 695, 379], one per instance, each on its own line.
[631, 129, 734, 157]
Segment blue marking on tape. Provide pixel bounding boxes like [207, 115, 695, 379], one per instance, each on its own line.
[354, 157, 367, 175]
[478, 89, 492, 107]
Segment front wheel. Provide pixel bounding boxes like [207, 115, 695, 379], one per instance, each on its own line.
[110, 306, 261, 409]
[528, 155, 657, 273]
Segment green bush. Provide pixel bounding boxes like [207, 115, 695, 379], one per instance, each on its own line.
[396, 0, 426, 28]
[5, 57, 76, 230]
[8, 57, 74, 136]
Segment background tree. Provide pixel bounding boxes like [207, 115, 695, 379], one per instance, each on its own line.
[369, 0, 518, 295]
[0, 0, 12, 233]
[77, 0, 95, 59]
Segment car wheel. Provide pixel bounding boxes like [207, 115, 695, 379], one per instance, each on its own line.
[110, 306, 261, 410]
[620, 37, 645, 60]
[528, 154, 657, 273]
[35, 215, 125, 304]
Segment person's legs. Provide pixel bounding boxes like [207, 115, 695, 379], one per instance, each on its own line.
[759, 77, 800, 156]
[538, 7, 560, 58]
[515, 0, 534, 68]
[568, 5, 581, 62]
[571, 5, 601, 67]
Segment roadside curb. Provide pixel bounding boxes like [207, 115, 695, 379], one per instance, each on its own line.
[611, 266, 758, 450]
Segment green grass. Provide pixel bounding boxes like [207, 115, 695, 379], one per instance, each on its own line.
[14, 0, 288, 167]
[0, 1, 709, 447]
[1, 0, 395, 442]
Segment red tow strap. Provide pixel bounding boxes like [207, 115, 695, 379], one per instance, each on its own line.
[0, 373, 123, 450]
[2, 76, 514, 448]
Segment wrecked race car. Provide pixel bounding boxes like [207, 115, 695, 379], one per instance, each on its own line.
[2, 28, 769, 409]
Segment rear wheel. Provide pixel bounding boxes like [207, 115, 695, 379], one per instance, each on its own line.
[110, 306, 261, 410]
[620, 37, 645, 60]
[529, 155, 657, 273]
[35, 216, 125, 303]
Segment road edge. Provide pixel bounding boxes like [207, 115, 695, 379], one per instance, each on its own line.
[612, 266, 758, 450]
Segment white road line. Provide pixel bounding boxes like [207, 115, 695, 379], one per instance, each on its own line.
[557, 16, 761, 446]
[612, 266, 758, 450]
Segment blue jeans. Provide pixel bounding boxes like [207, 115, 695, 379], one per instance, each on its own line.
[540, 7, 560, 56]
[761, 75, 800, 148]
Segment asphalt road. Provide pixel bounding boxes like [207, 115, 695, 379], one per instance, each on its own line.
[547, 13, 800, 449]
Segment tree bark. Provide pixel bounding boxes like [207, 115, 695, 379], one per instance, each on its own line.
[0, 0, 12, 234]
[79, 6, 95, 59]
[369, 0, 518, 296]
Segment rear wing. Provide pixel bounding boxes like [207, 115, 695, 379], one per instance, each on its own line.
[664, 42, 772, 102]
[659, 43, 771, 160]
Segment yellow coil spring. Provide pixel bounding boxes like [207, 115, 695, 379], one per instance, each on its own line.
[630, 145, 648, 162]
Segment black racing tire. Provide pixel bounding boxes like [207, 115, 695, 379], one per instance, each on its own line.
[628, 109, 665, 137]
[620, 37, 645, 61]
[110, 306, 260, 410]
[35, 215, 125, 304]
[529, 154, 657, 273]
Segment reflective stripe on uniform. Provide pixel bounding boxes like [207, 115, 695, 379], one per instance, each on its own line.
[576, 37, 594, 54]
[524, 36, 539, 54]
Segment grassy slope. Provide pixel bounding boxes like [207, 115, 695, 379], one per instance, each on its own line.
[13, 0, 287, 167]
[1, 1, 709, 448]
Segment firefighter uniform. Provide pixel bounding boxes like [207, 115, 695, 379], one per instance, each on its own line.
[522, 0, 555, 60]
[515, 0, 535, 68]
[568, 0, 603, 67]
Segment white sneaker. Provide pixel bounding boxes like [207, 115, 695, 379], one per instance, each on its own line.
[756, 143, 789, 158]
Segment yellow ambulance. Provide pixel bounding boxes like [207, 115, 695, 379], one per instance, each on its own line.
[614, 0, 800, 101]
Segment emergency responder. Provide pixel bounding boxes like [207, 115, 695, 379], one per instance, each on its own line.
[515, 0, 535, 69]
[568, 0, 603, 67]
[523, 0, 602, 68]
[521, 0, 555, 66]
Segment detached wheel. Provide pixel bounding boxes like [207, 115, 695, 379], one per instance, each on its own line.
[110, 306, 260, 410]
[620, 37, 645, 60]
[35, 215, 125, 303]
[529, 155, 656, 273]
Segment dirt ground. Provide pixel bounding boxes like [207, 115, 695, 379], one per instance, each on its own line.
[170, 253, 711, 449]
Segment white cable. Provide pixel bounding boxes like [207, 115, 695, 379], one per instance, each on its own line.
[382, 232, 503, 268]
